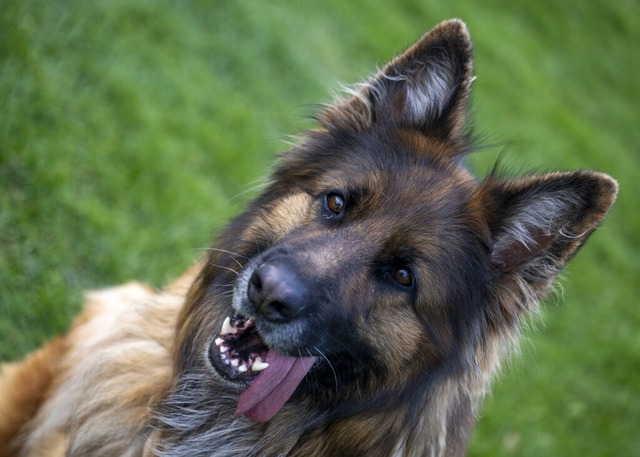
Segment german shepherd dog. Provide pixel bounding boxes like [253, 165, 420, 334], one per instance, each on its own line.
[0, 20, 617, 457]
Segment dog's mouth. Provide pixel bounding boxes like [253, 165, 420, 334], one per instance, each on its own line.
[209, 314, 269, 381]
[209, 313, 316, 423]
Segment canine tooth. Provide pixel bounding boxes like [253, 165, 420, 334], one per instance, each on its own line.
[251, 360, 269, 372]
[238, 364, 248, 373]
[222, 316, 237, 335]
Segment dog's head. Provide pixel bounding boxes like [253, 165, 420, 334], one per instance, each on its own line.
[171, 20, 617, 429]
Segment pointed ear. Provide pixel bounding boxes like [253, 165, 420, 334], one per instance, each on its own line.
[321, 19, 473, 143]
[483, 171, 618, 295]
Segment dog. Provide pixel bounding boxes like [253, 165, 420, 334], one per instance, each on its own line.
[0, 19, 617, 457]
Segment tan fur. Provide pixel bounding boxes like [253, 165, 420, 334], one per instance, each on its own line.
[0, 270, 198, 456]
[0, 338, 67, 456]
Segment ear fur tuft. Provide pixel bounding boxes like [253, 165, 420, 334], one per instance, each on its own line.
[320, 19, 474, 144]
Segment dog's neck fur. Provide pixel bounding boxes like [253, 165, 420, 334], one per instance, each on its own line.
[151, 374, 481, 457]
[151, 331, 503, 457]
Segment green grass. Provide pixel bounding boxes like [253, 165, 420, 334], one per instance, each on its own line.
[1, 1, 638, 455]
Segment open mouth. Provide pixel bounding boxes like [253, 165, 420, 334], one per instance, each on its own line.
[208, 312, 318, 423]
[209, 314, 270, 383]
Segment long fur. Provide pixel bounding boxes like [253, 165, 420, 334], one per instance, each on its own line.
[0, 20, 617, 457]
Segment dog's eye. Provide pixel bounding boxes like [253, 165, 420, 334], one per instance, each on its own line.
[392, 266, 414, 288]
[325, 192, 346, 215]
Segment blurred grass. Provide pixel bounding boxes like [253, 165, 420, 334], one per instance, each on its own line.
[0, 0, 638, 455]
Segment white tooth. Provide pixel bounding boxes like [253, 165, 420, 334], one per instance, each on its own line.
[231, 359, 239, 367]
[214, 337, 224, 346]
[222, 316, 237, 335]
[238, 364, 248, 373]
[251, 360, 269, 372]
[219, 345, 228, 353]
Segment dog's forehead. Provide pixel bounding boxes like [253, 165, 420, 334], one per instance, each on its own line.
[282, 131, 484, 230]
[332, 141, 477, 212]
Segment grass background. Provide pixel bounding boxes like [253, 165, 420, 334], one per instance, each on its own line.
[1, 0, 638, 455]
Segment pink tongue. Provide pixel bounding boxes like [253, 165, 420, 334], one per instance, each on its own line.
[235, 350, 316, 423]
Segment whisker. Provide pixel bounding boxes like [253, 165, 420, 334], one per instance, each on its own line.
[313, 346, 338, 392]
[208, 263, 240, 276]
[203, 247, 249, 260]
[201, 247, 248, 269]
[214, 291, 235, 298]
[230, 179, 270, 202]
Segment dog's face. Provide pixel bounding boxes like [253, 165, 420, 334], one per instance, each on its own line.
[170, 20, 617, 429]
[227, 143, 487, 379]
[206, 149, 484, 418]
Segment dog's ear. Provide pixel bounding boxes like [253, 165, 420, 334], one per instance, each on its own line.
[321, 19, 473, 143]
[482, 171, 617, 313]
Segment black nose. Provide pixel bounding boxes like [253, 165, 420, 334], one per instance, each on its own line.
[247, 262, 308, 323]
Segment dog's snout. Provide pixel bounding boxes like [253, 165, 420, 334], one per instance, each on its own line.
[248, 263, 308, 322]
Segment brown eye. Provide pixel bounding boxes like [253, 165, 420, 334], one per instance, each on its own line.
[392, 267, 413, 287]
[326, 193, 346, 215]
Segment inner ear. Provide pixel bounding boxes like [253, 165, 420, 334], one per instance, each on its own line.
[492, 230, 555, 274]
[484, 171, 618, 279]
